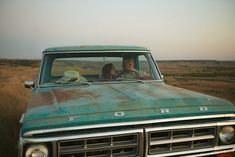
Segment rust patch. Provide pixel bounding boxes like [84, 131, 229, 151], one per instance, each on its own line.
[52, 88, 99, 103]
[117, 96, 130, 103]
[28, 88, 100, 107]
[29, 92, 54, 108]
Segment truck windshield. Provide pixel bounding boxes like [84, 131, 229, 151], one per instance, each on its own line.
[39, 52, 161, 84]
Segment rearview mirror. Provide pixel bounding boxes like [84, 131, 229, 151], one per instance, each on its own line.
[24, 80, 35, 89]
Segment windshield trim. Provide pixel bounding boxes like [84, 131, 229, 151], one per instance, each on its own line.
[38, 51, 161, 85]
[43, 50, 150, 54]
[37, 80, 164, 88]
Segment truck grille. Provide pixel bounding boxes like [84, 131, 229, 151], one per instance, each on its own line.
[58, 131, 141, 157]
[147, 126, 216, 156]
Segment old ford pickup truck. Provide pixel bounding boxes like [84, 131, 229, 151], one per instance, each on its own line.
[19, 45, 235, 157]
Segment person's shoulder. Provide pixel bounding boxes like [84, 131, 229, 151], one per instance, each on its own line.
[133, 69, 141, 74]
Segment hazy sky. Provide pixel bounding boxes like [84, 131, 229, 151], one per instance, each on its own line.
[0, 0, 235, 60]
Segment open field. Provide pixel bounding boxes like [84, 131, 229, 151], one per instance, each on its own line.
[158, 60, 235, 105]
[0, 59, 235, 156]
[0, 59, 39, 157]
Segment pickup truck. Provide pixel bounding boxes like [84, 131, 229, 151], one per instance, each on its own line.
[19, 45, 235, 157]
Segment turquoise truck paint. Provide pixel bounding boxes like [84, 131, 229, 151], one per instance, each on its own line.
[20, 45, 235, 157]
[22, 81, 235, 136]
[44, 45, 149, 53]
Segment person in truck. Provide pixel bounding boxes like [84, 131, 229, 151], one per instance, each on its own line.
[101, 63, 117, 79]
[118, 56, 140, 79]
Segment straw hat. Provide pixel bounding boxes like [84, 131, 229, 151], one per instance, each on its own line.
[56, 70, 80, 83]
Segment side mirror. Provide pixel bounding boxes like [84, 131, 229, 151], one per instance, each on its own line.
[24, 80, 35, 89]
[161, 75, 164, 80]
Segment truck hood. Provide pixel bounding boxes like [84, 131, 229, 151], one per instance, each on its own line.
[22, 82, 235, 135]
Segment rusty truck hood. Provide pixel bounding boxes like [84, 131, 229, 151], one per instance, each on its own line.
[22, 82, 235, 136]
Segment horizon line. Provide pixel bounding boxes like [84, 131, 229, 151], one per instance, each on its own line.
[0, 58, 235, 62]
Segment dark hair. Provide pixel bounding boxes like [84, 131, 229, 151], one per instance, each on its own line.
[102, 63, 114, 79]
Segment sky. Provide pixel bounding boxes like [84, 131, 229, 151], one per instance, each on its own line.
[0, 0, 235, 60]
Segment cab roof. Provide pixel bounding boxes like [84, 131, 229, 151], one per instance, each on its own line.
[43, 45, 149, 53]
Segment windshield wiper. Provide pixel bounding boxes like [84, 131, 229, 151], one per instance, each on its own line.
[115, 78, 145, 83]
[136, 79, 145, 83]
[75, 82, 92, 85]
[55, 81, 92, 86]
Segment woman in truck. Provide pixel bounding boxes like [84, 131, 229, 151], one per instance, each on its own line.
[101, 63, 117, 79]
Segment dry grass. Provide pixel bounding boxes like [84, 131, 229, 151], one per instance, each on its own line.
[158, 60, 235, 104]
[0, 59, 234, 156]
[0, 60, 39, 157]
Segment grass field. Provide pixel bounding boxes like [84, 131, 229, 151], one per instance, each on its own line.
[0, 59, 234, 156]
[158, 60, 235, 105]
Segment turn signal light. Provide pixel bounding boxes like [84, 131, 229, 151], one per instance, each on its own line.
[216, 152, 233, 157]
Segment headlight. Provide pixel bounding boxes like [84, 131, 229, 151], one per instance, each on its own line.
[25, 144, 48, 157]
[219, 126, 235, 144]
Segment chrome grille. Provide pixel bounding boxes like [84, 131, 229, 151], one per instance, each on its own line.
[147, 127, 216, 155]
[58, 131, 141, 157]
